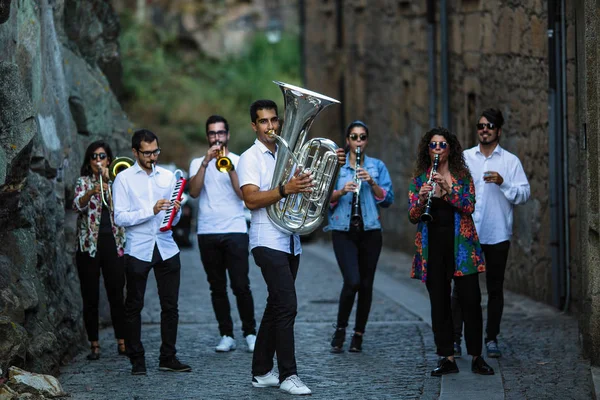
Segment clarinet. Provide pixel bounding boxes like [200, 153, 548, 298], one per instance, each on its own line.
[350, 146, 362, 227]
[420, 154, 439, 223]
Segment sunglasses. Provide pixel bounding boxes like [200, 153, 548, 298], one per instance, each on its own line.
[429, 141, 448, 149]
[91, 153, 107, 160]
[349, 134, 368, 141]
[136, 148, 161, 157]
[476, 122, 496, 130]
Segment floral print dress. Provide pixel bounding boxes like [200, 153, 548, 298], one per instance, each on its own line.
[72, 175, 126, 258]
[408, 170, 485, 282]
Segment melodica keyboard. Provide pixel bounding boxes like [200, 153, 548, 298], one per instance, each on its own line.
[159, 169, 187, 232]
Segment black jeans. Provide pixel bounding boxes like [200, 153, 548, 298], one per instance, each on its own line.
[124, 245, 181, 361]
[427, 224, 483, 357]
[76, 233, 126, 342]
[452, 241, 511, 344]
[251, 246, 299, 382]
[331, 229, 382, 333]
[197, 233, 256, 338]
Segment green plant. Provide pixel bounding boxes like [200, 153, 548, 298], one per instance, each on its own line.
[119, 17, 302, 167]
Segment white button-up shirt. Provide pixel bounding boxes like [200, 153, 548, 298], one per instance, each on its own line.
[237, 139, 301, 255]
[113, 162, 181, 262]
[464, 144, 530, 245]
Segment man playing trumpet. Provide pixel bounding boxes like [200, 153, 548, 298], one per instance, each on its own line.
[188, 115, 257, 353]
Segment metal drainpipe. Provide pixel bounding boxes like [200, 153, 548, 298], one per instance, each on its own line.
[427, 0, 437, 128]
[548, 0, 567, 309]
[560, 0, 570, 312]
[335, 0, 345, 143]
[440, 0, 450, 128]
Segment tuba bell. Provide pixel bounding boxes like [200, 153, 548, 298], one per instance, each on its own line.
[266, 81, 341, 235]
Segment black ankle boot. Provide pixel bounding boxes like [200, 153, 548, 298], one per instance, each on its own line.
[330, 327, 346, 353]
[348, 333, 363, 353]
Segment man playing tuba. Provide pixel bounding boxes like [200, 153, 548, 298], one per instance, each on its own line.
[238, 99, 345, 395]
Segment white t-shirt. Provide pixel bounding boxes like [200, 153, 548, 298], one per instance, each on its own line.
[189, 153, 247, 234]
[237, 139, 301, 255]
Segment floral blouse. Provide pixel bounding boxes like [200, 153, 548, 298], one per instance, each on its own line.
[407, 170, 485, 282]
[72, 175, 125, 258]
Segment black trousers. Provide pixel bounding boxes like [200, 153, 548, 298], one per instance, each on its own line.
[452, 240, 510, 343]
[197, 233, 256, 338]
[124, 245, 181, 361]
[331, 229, 382, 333]
[251, 246, 299, 383]
[76, 233, 126, 342]
[427, 225, 483, 357]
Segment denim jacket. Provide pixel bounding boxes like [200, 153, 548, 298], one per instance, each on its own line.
[324, 154, 394, 232]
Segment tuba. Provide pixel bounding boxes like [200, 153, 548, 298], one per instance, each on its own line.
[266, 81, 341, 235]
[99, 156, 135, 209]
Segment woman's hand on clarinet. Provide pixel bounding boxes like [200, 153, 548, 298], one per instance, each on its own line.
[432, 172, 451, 193]
[341, 181, 358, 195]
[356, 168, 374, 185]
[418, 183, 433, 204]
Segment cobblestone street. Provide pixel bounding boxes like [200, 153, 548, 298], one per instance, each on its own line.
[59, 241, 595, 399]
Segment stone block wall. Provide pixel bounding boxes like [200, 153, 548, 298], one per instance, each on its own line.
[0, 0, 131, 374]
[303, 0, 578, 306]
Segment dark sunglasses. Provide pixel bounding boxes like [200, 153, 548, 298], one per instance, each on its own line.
[429, 141, 448, 149]
[349, 133, 368, 141]
[90, 153, 107, 160]
[136, 148, 161, 157]
[477, 122, 496, 130]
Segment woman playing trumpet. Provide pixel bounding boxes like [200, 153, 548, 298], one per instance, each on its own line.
[73, 140, 126, 360]
[408, 127, 494, 376]
[325, 120, 394, 353]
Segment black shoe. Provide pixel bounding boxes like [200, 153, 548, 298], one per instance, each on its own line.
[159, 356, 192, 372]
[431, 357, 459, 376]
[330, 327, 345, 353]
[86, 345, 100, 361]
[471, 356, 495, 375]
[348, 333, 363, 353]
[131, 358, 147, 375]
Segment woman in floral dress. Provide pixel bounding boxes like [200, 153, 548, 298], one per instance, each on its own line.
[73, 140, 126, 360]
[408, 127, 494, 377]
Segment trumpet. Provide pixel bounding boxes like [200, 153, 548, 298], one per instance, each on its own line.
[98, 156, 135, 209]
[215, 141, 233, 173]
[350, 146, 362, 227]
[421, 154, 439, 223]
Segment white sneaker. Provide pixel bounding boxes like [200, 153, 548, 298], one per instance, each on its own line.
[252, 370, 280, 388]
[280, 375, 311, 395]
[245, 334, 256, 352]
[215, 336, 236, 352]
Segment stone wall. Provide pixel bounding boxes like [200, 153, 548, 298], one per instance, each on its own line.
[576, 0, 600, 365]
[0, 0, 131, 374]
[303, 0, 578, 306]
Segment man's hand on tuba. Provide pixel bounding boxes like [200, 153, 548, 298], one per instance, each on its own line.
[335, 148, 346, 166]
[285, 169, 314, 194]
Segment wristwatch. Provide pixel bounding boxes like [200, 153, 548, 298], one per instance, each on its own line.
[279, 184, 287, 198]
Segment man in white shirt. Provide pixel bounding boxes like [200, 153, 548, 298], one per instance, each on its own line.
[113, 129, 191, 375]
[238, 99, 345, 395]
[188, 115, 256, 353]
[452, 109, 530, 359]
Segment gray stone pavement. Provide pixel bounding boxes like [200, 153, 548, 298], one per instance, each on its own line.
[59, 239, 595, 399]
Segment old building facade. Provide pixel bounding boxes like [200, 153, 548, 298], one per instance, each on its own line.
[302, 0, 600, 365]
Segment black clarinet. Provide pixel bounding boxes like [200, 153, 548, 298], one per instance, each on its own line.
[350, 146, 362, 227]
[421, 154, 439, 223]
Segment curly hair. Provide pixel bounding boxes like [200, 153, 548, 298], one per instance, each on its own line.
[412, 127, 470, 179]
